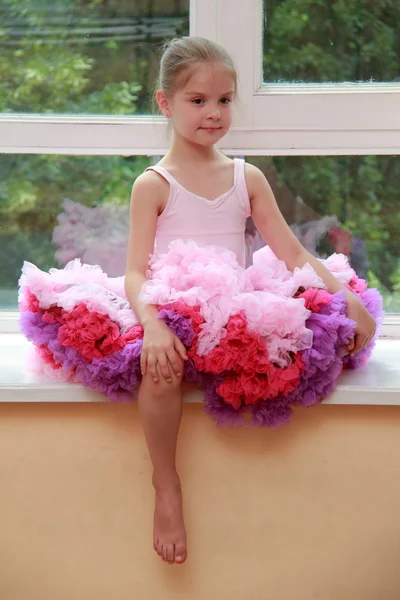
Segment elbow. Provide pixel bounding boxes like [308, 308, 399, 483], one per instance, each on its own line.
[124, 268, 132, 291]
[290, 247, 310, 269]
[124, 268, 135, 297]
[124, 267, 147, 295]
[280, 245, 308, 272]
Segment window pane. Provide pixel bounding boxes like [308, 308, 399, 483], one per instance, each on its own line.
[245, 155, 400, 313]
[263, 1, 400, 83]
[0, 153, 151, 309]
[1, 0, 189, 115]
[2, 153, 399, 315]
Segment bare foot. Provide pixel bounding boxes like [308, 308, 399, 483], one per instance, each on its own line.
[152, 474, 187, 565]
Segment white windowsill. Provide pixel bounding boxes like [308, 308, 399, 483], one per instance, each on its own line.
[0, 334, 399, 405]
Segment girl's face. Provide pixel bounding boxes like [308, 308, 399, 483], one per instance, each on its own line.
[158, 62, 235, 147]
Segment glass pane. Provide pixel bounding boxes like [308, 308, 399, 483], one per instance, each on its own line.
[0, 153, 151, 309]
[245, 155, 400, 313]
[1, 0, 189, 115]
[263, 1, 400, 83]
[2, 153, 399, 314]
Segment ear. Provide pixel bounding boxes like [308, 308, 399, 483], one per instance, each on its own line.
[156, 89, 172, 118]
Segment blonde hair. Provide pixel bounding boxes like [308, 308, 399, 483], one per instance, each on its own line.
[152, 36, 238, 113]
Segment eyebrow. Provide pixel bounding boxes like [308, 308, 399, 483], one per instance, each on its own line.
[184, 90, 234, 96]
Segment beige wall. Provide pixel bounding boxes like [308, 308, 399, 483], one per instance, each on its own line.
[0, 402, 399, 600]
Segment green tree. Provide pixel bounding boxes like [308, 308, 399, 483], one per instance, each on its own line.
[0, 0, 398, 312]
[261, 0, 400, 309]
[0, 0, 188, 304]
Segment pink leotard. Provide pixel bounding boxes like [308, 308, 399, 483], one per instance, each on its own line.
[145, 158, 251, 267]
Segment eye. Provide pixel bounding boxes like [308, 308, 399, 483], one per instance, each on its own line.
[220, 98, 232, 104]
[191, 98, 204, 105]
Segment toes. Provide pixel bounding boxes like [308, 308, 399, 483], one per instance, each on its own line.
[156, 541, 163, 557]
[162, 545, 169, 562]
[166, 544, 174, 564]
[174, 543, 187, 564]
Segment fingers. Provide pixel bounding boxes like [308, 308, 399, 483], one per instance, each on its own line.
[346, 337, 355, 353]
[143, 350, 183, 384]
[174, 338, 188, 362]
[155, 346, 185, 382]
[361, 329, 376, 351]
[146, 354, 159, 383]
[156, 356, 173, 383]
[350, 330, 375, 356]
[361, 335, 372, 352]
[166, 348, 184, 378]
[350, 334, 364, 355]
[140, 350, 148, 376]
[141, 331, 188, 383]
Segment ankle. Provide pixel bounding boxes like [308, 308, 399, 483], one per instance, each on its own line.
[152, 470, 181, 492]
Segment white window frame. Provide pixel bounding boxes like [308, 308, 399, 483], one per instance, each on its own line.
[1, 0, 399, 335]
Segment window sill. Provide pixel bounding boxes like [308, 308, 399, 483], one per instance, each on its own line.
[0, 334, 399, 405]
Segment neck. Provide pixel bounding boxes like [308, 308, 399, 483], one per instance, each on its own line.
[166, 132, 222, 166]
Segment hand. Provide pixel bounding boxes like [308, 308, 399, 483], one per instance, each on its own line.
[346, 297, 377, 355]
[141, 319, 188, 383]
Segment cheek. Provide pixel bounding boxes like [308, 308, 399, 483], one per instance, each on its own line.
[187, 111, 202, 128]
[225, 106, 233, 120]
[180, 106, 197, 125]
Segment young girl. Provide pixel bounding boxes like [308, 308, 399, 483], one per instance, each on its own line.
[123, 37, 377, 566]
[19, 36, 380, 567]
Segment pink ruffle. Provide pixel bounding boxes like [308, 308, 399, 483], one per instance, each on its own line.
[346, 276, 368, 295]
[58, 304, 125, 361]
[298, 288, 333, 313]
[37, 344, 62, 369]
[19, 288, 41, 313]
[217, 351, 304, 409]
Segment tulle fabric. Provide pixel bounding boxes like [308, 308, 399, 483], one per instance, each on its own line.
[18, 240, 384, 428]
[52, 198, 130, 277]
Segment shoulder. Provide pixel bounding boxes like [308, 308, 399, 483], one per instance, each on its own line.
[130, 169, 169, 212]
[131, 169, 168, 197]
[243, 162, 270, 199]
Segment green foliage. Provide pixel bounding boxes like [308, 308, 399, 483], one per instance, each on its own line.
[264, 0, 400, 83]
[0, 0, 398, 314]
[272, 154, 400, 309]
[0, 153, 150, 297]
[0, 0, 149, 114]
[263, 0, 400, 311]
[0, 0, 173, 303]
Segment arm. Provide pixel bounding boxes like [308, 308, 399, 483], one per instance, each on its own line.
[246, 163, 377, 354]
[124, 172, 187, 381]
[124, 171, 162, 328]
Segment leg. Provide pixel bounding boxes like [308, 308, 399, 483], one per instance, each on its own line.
[138, 360, 187, 565]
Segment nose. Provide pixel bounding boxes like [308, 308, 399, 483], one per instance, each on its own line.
[208, 105, 221, 120]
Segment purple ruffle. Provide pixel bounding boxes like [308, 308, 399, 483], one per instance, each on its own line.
[203, 382, 247, 427]
[250, 291, 355, 428]
[250, 397, 294, 429]
[19, 310, 61, 345]
[20, 306, 198, 402]
[183, 359, 247, 426]
[76, 339, 143, 401]
[158, 308, 196, 347]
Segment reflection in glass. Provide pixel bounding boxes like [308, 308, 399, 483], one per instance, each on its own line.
[1, 153, 399, 313]
[263, 1, 400, 83]
[1, 0, 189, 115]
[0, 153, 150, 308]
[246, 155, 400, 312]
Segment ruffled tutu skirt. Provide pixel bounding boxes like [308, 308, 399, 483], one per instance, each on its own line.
[18, 240, 384, 428]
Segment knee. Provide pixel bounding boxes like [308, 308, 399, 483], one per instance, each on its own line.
[141, 359, 184, 397]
